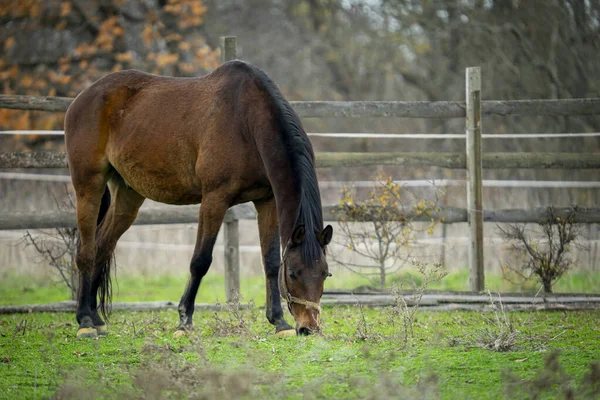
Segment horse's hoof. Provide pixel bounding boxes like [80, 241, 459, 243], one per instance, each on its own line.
[77, 327, 98, 339]
[275, 329, 296, 336]
[96, 325, 108, 336]
[173, 329, 188, 338]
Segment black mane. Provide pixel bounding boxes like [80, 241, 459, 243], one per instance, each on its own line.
[228, 61, 324, 267]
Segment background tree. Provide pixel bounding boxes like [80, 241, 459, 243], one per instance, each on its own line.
[332, 175, 442, 289]
[498, 207, 586, 293]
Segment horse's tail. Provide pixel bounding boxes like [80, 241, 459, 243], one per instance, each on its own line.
[96, 186, 113, 320]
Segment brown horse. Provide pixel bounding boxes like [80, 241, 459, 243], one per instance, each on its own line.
[64, 60, 333, 338]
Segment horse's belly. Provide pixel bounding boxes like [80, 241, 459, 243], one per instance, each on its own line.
[135, 183, 203, 205]
[112, 159, 203, 205]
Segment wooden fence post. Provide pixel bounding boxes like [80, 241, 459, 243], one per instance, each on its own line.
[466, 67, 484, 292]
[221, 36, 237, 63]
[224, 212, 240, 302]
[220, 36, 240, 302]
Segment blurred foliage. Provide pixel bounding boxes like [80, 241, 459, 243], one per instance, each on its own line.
[3, 0, 600, 143]
[0, 0, 219, 149]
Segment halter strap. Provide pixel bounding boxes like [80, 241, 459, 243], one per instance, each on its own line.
[285, 294, 321, 312]
[279, 246, 321, 313]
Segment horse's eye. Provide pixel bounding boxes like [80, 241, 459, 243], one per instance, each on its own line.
[289, 272, 297, 281]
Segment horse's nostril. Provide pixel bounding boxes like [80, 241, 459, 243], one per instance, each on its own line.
[298, 327, 311, 336]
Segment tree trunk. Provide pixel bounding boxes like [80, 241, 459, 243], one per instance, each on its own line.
[70, 248, 78, 301]
[543, 278, 553, 293]
[380, 262, 386, 289]
[70, 265, 79, 301]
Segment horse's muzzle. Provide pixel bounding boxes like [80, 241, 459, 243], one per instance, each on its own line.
[297, 327, 312, 336]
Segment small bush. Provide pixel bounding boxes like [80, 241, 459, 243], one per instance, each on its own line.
[476, 290, 519, 352]
[208, 293, 257, 338]
[390, 260, 447, 348]
[332, 174, 443, 289]
[498, 206, 585, 293]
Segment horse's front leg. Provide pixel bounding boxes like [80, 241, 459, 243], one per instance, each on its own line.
[254, 198, 294, 334]
[175, 195, 230, 337]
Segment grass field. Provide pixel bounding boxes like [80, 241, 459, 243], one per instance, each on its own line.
[0, 306, 599, 399]
[1, 269, 599, 399]
[2, 269, 599, 307]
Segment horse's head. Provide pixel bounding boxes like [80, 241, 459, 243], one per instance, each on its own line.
[279, 224, 333, 335]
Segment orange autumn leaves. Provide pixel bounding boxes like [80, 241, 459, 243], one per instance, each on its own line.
[163, 0, 207, 30]
[1, 0, 220, 143]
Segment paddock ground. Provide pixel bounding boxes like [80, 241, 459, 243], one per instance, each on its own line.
[1, 307, 598, 399]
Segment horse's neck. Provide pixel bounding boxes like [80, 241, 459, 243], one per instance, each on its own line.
[272, 176, 301, 247]
[254, 142, 301, 246]
[253, 123, 320, 248]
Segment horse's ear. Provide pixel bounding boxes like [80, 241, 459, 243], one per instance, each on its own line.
[292, 225, 306, 245]
[318, 225, 333, 247]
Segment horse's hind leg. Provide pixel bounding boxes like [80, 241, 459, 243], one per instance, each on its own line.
[72, 172, 108, 338]
[175, 193, 231, 336]
[90, 176, 145, 335]
[253, 198, 294, 334]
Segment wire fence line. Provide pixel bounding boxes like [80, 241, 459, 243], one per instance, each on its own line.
[3, 229, 598, 252]
[2, 172, 600, 188]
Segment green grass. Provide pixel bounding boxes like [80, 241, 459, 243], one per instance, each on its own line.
[389, 269, 600, 294]
[1, 269, 598, 308]
[0, 308, 598, 399]
[0, 272, 268, 307]
[1, 265, 598, 397]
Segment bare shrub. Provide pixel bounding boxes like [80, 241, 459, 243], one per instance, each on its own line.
[476, 289, 520, 352]
[22, 187, 79, 300]
[208, 292, 257, 338]
[332, 174, 443, 289]
[390, 260, 447, 349]
[353, 297, 380, 341]
[498, 206, 586, 293]
[448, 286, 568, 352]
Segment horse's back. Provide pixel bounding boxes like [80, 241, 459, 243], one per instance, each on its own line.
[66, 63, 264, 141]
[65, 65, 273, 205]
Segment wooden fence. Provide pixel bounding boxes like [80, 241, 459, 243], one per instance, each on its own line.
[1, 36, 599, 297]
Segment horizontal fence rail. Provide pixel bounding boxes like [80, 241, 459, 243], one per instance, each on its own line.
[2, 151, 599, 169]
[1, 94, 600, 118]
[5, 130, 600, 139]
[1, 205, 599, 231]
[2, 294, 599, 314]
[309, 132, 600, 139]
[0, 95, 72, 112]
